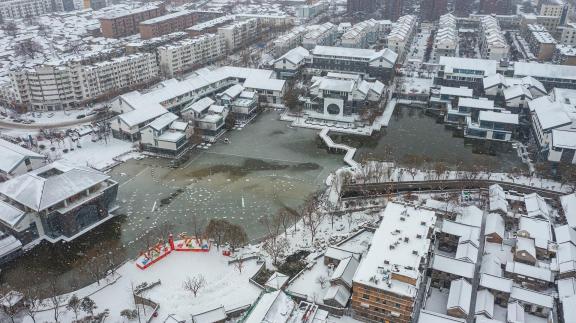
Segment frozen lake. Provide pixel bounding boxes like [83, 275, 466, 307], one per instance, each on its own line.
[2, 108, 525, 292]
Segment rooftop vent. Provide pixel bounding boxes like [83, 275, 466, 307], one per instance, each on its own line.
[412, 250, 418, 255]
[416, 234, 422, 239]
[404, 237, 409, 243]
[420, 221, 427, 226]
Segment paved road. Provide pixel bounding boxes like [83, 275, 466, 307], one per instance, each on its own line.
[0, 114, 100, 130]
[467, 209, 488, 322]
[343, 179, 565, 199]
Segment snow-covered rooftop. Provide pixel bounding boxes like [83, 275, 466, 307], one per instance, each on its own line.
[561, 193, 576, 229]
[432, 254, 475, 279]
[353, 203, 436, 297]
[439, 86, 473, 98]
[458, 98, 495, 110]
[0, 161, 110, 212]
[447, 278, 471, 316]
[0, 139, 45, 174]
[418, 310, 466, 322]
[479, 111, 519, 125]
[439, 57, 497, 76]
[510, 286, 554, 308]
[515, 61, 576, 81]
[244, 291, 295, 323]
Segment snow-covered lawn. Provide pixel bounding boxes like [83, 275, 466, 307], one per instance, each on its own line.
[39, 135, 136, 170]
[26, 249, 262, 323]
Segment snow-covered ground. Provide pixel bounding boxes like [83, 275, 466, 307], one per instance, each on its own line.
[38, 135, 136, 170]
[25, 249, 262, 323]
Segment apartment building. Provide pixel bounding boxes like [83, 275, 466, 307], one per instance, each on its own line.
[297, 1, 328, 20]
[351, 203, 437, 323]
[273, 26, 307, 56]
[309, 46, 398, 80]
[433, 14, 458, 62]
[341, 19, 378, 48]
[520, 13, 562, 35]
[79, 53, 159, 102]
[524, 24, 557, 61]
[0, 0, 60, 21]
[235, 14, 293, 28]
[217, 18, 259, 51]
[302, 22, 337, 50]
[479, 15, 509, 61]
[539, 0, 568, 25]
[158, 34, 226, 77]
[558, 23, 576, 46]
[554, 44, 576, 65]
[99, 3, 166, 38]
[10, 53, 159, 111]
[386, 15, 417, 60]
[420, 0, 448, 22]
[139, 10, 223, 40]
[0, 161, 118, 247]
[186, 16, 233, 36]
[125, 32, 189, 54]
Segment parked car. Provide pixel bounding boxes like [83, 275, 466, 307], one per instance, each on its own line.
[76, 114, 86, 119]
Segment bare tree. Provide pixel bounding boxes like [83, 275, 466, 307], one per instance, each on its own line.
[182, 275, 206, 297]
[259, 214, 282, 240]
[85, 256, 108, 286]
[433, 161, 448, 181]
[224, 222, 248, 251]
[300, 194, 326, 244]
[22, 284, 43, 323]
[205, 219, 228, 249]
[0, 289, 20, 323]
[14, 39, 43, 59]
[46, 275, 64, 322]
[316, 275, 328, 288]
[67, 294, 81, 321]
[263, 236, 289, 265]
[233, 257, 245, 273]
[277, 208, 292, 236]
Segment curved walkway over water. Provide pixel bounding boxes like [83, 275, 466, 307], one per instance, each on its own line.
[319, 127, 359, 169]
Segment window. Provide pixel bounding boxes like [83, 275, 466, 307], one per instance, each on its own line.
[362, 294, 370, 300]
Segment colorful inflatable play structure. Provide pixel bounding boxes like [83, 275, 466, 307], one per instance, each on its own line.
[136, 233, 211, 270]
